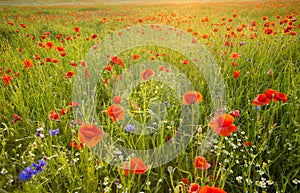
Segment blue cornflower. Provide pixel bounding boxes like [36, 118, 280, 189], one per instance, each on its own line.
[48, 128, 59, 136]
[19, 159, 47, 181]
[32, 159, 47, 173]
[19, 166, 37, 181]
[163, 101, 169, 106]
[254, 106, 259, 111]
[125, 124, 135, 132]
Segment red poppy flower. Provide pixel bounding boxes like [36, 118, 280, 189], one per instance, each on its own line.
[264, 28, 274, 35]
[202, 34, 209, 39]
[70, 140, 84, 150]
[262, 16, 268, 21]
[46, 42, 54, 48]
[187, 28, 193, 32]
[141, 68, 155, 81]
[2, 74, 13, 85]
[182, 91, 203, 105]
[188, 183, 201, 193]
[181, 59, 190, 65]
[233, 70, 240, 78]
[91, 33, 98, 39]
[224, 41, 230, 47]
[192, 37, 198, 44]
[59, 51, 67, 57]
[265, 89, 288, 102]
[12, 114, 21, 124]
[74, 27, 80, 32]
[65, 71, 76, 78]
[14, 72, 20, 78]
[229, 110, 240, 118]
[34, 54, 41, 61]
[121, 157, 148, 176]
[252, 94, 270, 106]
[81, 62, 87, 68]
[78, 123, 104, 148]
[48, 110, 59, 121]
[45, 58, 52, 63]
[193, 156, 211, 170]
[84, 69, 91, 78]
[56, 46, 65, 52]
[180, 178, 191, 185]
[199, 185, 227, 193]
[132, 54, 140, 60]
[208, 114, 238, 136]
[23, 59, 34, 68]
[70, 61, 78, 67]
[230, 53, 240, 60]
[102, 77, 109, 85]
[105, 64, 112, 71]
[232, 62, 238, 66]
[242, 141, 252, 147]
[159, 65, 165, 71]
[110, 56, 124, 67]
[273, 91, 288, 102]
[59, 108, 68, 116]
[68, 101, 79, 108]
[107, 104, 124, 121]
[112, 96, 122, 104]
[265, 89, 277, 101]
[8, 21, 14, 26]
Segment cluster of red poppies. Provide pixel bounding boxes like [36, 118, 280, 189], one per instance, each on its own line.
[252, 89, 288, 106]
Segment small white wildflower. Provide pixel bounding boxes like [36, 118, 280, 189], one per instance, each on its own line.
[104, 187, 111, 192]
[236, 176, 243, 183]
[258, 170, 265, 175]
[224, 159, 230, 163]
[95, 165, 102, 170]
[245, 179, 253, 185]
[267, 180, 274, 185]
[1, 168, 8, 174]
[255, 181, 266, 188]
[292, 179, 299, 184]
[75, 152, 80, 156]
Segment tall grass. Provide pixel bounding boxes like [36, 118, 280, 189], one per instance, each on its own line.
[0, 1, 299, 192]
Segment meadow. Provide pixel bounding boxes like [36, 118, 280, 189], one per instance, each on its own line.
[0, 0, 299, 192]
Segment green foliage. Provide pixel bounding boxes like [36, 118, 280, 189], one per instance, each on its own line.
[0, 1, 299, 192]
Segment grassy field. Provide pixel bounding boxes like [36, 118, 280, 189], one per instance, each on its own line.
[0, 0, 299, 192]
